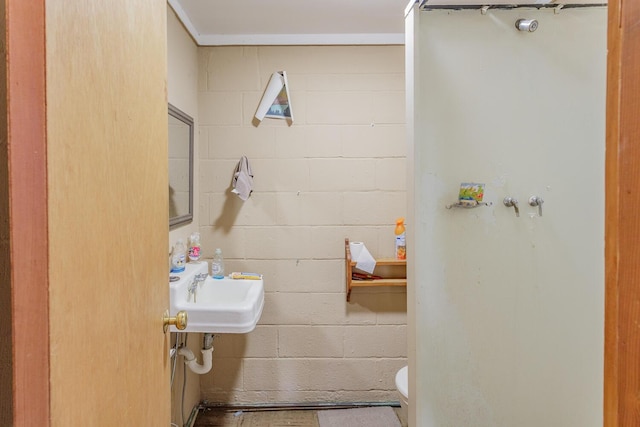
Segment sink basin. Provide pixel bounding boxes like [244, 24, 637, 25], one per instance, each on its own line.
[169, 261, 264, 333]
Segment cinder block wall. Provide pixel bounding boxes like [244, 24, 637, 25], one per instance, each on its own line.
[198, 45, 407, 404]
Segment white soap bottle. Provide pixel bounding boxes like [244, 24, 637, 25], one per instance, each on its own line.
[170, 239, 187, 273]
[211, 248, 225, 279]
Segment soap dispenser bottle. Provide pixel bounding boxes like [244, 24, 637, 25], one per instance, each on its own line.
[211, 248, 225, 279]
[170, 239, 187, 273]
[188, 232, 201, 262]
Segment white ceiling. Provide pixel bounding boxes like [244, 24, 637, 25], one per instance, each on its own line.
[168, 0, 411, 45]
[168, 0, 607, 46]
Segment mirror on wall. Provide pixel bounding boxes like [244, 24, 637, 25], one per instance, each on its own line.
[168, 103, 194, 228]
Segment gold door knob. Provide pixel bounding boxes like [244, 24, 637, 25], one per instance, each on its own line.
[163, 310, 188, 333]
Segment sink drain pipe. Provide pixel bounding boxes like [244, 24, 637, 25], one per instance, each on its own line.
[178, 333, 214, 375]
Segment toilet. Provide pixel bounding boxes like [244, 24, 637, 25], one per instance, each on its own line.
[395, 366, 408, 427]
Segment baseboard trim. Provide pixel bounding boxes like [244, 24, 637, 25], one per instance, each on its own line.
[198, 400, 401, 412]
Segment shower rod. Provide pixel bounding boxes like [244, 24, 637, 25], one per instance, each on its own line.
[418, 0, 607, 11]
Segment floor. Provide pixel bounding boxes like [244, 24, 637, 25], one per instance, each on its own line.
[193, 406, 403, 427]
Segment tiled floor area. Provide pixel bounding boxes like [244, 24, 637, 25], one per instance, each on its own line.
[193, 406, 403, 427]
[193, 408, 319, 427]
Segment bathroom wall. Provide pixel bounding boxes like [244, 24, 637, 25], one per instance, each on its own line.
[407, 6, 605, 427]
[196, 46, 408, 403]
[167, 7, 201, 424]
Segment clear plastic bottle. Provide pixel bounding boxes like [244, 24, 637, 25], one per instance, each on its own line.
[188, 232, 201, 262]
[395, 217, 406, 260]
[170, 239, 187, 273]
[211, 248, 225, 279]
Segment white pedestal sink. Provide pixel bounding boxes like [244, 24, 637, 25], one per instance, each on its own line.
[169, 261, 264, 333]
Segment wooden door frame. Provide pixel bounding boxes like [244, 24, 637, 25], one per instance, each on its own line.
[2, 0, 49, 425]
[7, 0, 50, 423]
[604, 0, 640, 425]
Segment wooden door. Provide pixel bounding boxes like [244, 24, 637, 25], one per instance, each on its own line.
[47, 1, 170, 425]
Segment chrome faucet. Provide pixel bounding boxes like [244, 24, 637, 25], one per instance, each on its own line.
[188, 273, 208, 303]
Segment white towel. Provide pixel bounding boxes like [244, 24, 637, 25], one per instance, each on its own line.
[231, 156, 253, 201]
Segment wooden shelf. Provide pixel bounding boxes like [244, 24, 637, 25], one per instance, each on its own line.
[345, 238, 406, 302]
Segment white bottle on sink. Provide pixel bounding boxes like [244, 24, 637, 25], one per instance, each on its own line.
[211, 248, 225, 279]
[170, 239, 187, 273]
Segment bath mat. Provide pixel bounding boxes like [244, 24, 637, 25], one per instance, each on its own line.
[318, 406, 401, 427]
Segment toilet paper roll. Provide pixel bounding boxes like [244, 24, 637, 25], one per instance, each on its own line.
[349, 242, 376, 274]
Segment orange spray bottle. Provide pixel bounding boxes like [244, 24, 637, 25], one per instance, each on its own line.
[395, 217, 406, 260]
